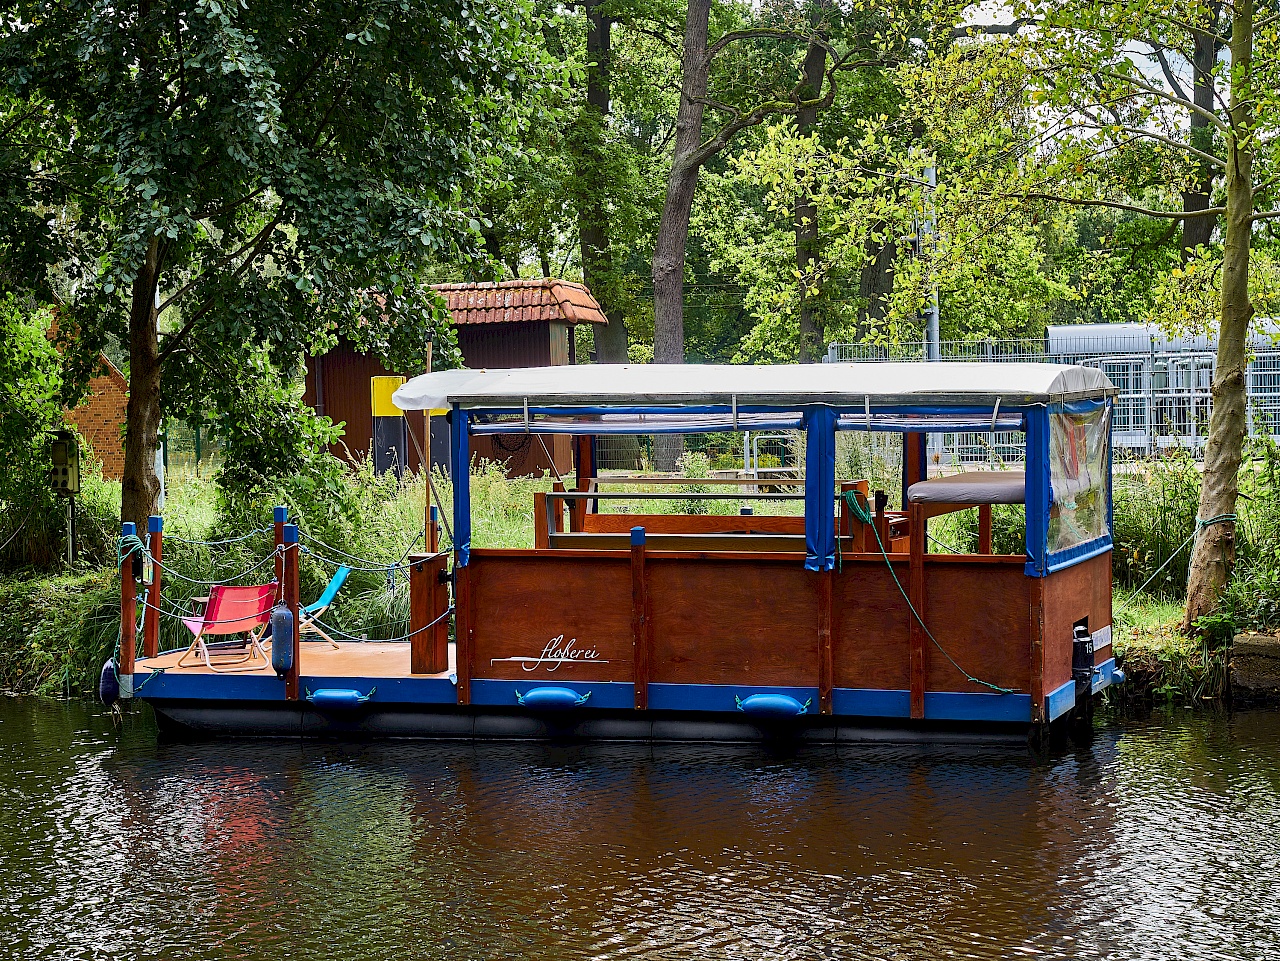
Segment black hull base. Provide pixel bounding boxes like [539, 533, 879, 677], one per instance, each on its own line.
[148, 700, 1034, 745]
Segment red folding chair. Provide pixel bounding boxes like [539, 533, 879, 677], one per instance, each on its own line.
[177, 583, 278, 673]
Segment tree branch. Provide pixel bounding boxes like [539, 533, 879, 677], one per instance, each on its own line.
[1151, 44, 1191, 103]
[155, 214, 280, 317]
[1003, 193, 1225, 219]
[1250, 210, 1280, 222]
[1094, 69, 1229, 132]
[708, 27, 809, 62]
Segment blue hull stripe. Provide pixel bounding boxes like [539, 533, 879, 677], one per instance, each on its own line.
[134, 670, 456, 705]
[135, 673, 1035, 724]
[1046, 678, 1077, 721]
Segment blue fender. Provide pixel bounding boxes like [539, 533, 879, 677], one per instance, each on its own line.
[270, 606, 293, 676]
[98, 658, 119, 706]
[306, 688, 375, 710]
[735, 693, 811, 718]
[515, 687, 591, 709]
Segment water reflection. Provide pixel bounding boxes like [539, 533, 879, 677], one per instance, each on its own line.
[1, 700, 1277, 960]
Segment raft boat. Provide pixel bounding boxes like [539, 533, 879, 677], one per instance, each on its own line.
[117, 362, 1124, 741]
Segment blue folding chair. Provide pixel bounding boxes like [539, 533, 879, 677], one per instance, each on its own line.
[300, 565, 351, 648]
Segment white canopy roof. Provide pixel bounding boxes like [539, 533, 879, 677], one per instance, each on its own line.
[392, 362, 1116, 413]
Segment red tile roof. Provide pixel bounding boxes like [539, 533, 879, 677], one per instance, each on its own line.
[432, 279, 608, 326]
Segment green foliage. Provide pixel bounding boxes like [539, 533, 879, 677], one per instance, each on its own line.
[1112, 452, 1201, 596]
[0, 298, 63, 568]
[0, 570, 119, 696]
[676, 451, 712, 514]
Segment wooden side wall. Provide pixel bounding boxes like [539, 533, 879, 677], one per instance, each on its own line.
[1041, 551, 1113, 695]
[466, 549, 1034, 699]
[469, 553, 634, 682]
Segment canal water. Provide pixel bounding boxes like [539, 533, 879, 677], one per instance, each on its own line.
[1, 700, 1278, 960]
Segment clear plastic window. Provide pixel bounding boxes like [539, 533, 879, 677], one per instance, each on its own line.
[1048, 405, 1110, 554]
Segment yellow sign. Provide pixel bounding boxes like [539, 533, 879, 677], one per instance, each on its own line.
[370, 376, 406, 418]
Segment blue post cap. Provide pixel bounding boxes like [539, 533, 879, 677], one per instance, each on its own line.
[430, 505, 438, 522]
[283, 524, 299, 544]
[148, 515, 163, 533]
[630, 526, 646, 546]
[273, 506, 288, 524]
[121, 522, 137, 537]
[740, 506, 754, 515]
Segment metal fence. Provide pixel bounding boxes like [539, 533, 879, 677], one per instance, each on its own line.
[827, 325, 1280, 461]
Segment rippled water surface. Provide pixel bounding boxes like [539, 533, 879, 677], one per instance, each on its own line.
[2, 700, 1279, 960]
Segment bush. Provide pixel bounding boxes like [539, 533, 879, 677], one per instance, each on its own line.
[1111, 450, 1200, 596]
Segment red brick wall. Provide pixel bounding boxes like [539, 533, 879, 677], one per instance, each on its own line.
[65, 358, 128, 479]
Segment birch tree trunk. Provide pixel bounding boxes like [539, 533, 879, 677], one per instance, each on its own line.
[1182, 0, 1253, 631]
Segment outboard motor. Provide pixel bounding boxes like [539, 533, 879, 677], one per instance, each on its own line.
[1072, 624, 1094, 691]
[1072, 623, 1095, 731]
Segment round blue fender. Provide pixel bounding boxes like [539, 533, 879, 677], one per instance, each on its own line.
[735, 693, 811, 718]
[98, 658, 119, 707]
[515, 687, 591, 709]
[1111, 668, 1126, 686]
[306, 688, 375, 710]
[270, 606, 293, 676]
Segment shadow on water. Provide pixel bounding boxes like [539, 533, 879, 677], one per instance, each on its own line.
[2, 698, 1279, 960]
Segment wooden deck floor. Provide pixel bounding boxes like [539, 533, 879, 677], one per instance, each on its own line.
[138, 641, 455, 680]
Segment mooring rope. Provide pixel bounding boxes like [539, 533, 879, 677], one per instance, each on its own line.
[1114, 513, 1237, 616]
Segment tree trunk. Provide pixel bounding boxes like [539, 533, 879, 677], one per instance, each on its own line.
[651, 0, 710, 469]
[579, 0, 629, 366]
[121, 237, 163, 529]
[796, 22, 827, 363]
[1183, 0, 1253, 631]
[858, 234, 895, 336]
[1181, 2, 1222, 257]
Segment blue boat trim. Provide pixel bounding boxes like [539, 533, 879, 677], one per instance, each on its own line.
[923, 691, 1032, 723]
[470, 680, 633, 709]
[1046, 678, 1076, 722]
[830, 688, 911, 718]
[1090, 657, 1120, 695]
[831, 688, 1031, 722]
[132, 668, 457, 705]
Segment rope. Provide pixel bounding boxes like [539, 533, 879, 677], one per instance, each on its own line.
[307, 606, 454, 643]
[165, 527, 271, 547]
[296, 530, 419, 571]
[839, 491, 1018, 695]
[1115, 512, 1237, 615]
[298, 544, 419, 575]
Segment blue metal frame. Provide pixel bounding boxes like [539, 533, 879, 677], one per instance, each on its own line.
[451, 406, 472, 567]
[1025, 407, 1051, 576]
[1043, 398, 1114, 575]
[804, 406, 837, 571]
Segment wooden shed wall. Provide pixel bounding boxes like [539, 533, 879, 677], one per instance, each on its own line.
[302, 342, 428, 472]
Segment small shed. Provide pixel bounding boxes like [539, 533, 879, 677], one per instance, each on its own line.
[303, 278, 609, 477]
